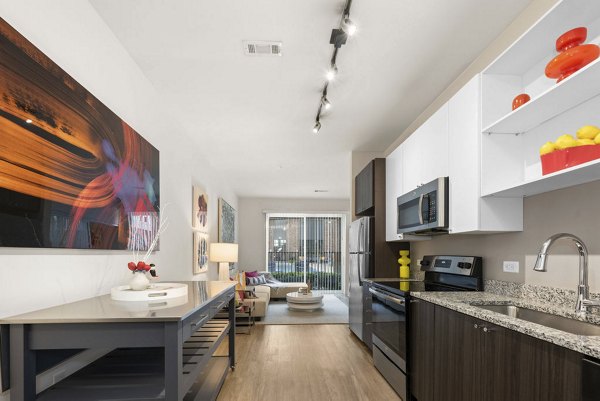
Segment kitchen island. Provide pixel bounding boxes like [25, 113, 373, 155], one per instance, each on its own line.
[0, 281, 236, 401]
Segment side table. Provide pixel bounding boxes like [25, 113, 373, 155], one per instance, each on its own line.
[216, 301, 255, 334]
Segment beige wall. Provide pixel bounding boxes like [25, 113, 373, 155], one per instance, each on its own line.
[238, 197, 351, 270]
[385, 0, 559, 156]
[411, 180, 600, 292]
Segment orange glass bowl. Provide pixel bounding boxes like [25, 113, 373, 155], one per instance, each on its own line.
[512, 93, 531, 110]
[545, 27, 600, 83]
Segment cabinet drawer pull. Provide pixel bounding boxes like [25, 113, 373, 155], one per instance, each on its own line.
[474, 323, 479, 329]
[190, 314, 208, 329]
[213, 301, 227, 310]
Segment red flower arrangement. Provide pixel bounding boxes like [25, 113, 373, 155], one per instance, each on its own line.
[128, 261, 158, 277]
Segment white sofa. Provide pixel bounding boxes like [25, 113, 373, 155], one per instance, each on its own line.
[243, 271, 308, 318]
[242, 285, 270, 318]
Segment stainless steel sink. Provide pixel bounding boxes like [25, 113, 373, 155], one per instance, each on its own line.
[472, 303, 600, 336]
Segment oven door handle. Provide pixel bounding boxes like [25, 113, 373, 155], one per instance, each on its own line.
[369, 288, 405, 306]
[418, 194, 425, 225]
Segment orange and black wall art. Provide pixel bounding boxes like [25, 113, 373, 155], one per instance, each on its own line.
[0, 18, 160, 249]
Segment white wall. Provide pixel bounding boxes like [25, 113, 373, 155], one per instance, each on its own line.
[238, 197, 350, 270]
[385, 0, 559, 155]
[411, 180, 600, 292]
[0, 1, 237, 319]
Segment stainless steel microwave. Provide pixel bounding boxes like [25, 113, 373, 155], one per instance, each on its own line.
[397, 177, 449, 235]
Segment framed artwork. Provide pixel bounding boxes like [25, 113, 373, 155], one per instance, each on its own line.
[193, 231, 209, 274]
[218, 198, 236, 243]
[192, 186, 208, 230]
[0, 18, 160, 249]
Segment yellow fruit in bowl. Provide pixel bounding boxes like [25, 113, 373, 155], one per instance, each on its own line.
[576, 139, 595, 146]
[555, 134, 578, 150]
[539, 142, 556, 155]
[595, 133, 600, 144]
[576, 125, 600, 140]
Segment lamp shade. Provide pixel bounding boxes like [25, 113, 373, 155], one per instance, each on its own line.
[209, 243, 238, 263]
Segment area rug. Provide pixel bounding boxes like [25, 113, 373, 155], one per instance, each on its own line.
[257, 294, 349, 325]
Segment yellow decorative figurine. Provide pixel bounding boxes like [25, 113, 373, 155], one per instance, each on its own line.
[398, 250, 410, 279]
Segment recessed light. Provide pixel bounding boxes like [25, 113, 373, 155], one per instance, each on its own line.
[321, 96, 331, 110]
[25, 119, 32, 124]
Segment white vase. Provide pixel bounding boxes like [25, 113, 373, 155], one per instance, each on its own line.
[129, 271, 150, 291]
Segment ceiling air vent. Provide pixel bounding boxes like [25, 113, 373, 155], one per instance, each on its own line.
[244, 41, 282, 56]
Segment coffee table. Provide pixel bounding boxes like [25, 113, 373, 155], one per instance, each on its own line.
[286, 292, 324, 311]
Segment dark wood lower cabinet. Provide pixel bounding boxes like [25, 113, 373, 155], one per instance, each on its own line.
[410, 301, 583, 401]
[409, 300, 435, 401]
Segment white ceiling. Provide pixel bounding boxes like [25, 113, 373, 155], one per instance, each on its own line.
[89, 0, 531, 199]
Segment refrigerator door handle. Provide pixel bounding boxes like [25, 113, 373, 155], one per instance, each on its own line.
[358, 220, 364, 253]
[357, 251, 363, 286]
[418, 194, 425, 225]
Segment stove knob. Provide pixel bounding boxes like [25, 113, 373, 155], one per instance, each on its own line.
[462, 262, 472, 270]
[457, 262, 465, 269]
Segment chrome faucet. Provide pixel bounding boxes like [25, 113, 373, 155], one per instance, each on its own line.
[533, 233, 600, 314]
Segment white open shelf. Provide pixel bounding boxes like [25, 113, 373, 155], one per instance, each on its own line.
[482, 157, 600, 197]
[482, 58, 600, 135]
[479, 0, 600, 199]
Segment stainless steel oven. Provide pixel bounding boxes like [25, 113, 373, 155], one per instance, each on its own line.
[370, 285, 408, 399]
[368, 255, 483, 400]
[397, 177, 448, 235]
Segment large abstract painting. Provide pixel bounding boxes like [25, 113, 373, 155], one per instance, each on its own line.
[0, 18, 160, 249]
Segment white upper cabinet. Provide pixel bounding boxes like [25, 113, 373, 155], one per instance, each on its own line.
[400, 104, 449, 195]
[385, 146, 403, 241]
[419, 104, 449, 185]
[481, 0, 600, 197]
[448, 75, 523, 233]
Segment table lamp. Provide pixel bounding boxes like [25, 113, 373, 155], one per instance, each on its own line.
[209, 243, 238, 281]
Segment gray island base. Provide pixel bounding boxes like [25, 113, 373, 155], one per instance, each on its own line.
[0, 281, 237, 401]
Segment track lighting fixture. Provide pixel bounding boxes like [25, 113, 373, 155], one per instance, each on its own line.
[311, 0, 356, 134]
[342, 17, 357, 36]
[326, 64, 338, 81]
[313, 120, 322, 134]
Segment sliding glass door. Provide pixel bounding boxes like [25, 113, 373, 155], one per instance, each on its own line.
[266, 213, 345, 292]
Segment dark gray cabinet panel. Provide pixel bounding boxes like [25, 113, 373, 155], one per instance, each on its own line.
[409, 299, 435, 401]
[410, 302, 583, 401]
[355, 160, 374, 216]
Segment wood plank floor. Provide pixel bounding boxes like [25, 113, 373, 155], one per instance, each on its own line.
[217, 325, 402, 401]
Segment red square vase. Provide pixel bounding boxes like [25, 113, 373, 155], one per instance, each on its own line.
[541, 144, 600, 175]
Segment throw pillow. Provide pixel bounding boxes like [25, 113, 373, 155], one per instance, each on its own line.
[246, 275, 267, 285]
[245, 270, 259, 278]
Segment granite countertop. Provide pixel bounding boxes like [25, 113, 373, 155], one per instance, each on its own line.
[412, 290, 600, 359]
[0, 281, 236, 324]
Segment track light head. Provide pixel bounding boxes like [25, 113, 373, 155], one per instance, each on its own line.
[321, 95, 331, 110]
[326, 65, 338, 81]
[313, 120, 322, 134]
[342, 18, 357, 36]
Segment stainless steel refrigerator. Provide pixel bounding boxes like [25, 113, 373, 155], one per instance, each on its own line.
[349, 216, 374, 344]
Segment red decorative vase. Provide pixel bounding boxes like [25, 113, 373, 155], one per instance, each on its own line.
[545, 27, 600, 83]
[512, 93, 530, 110]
